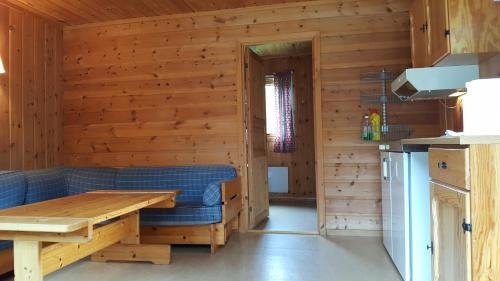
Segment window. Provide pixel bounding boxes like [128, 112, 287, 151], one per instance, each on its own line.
[265, 75, 278, 135]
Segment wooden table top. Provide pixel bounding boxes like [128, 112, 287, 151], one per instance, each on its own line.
[0, 190, 180, 233]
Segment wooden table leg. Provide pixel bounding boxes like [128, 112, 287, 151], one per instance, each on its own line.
[14, 241, 43, 281]
[92, 211, 171, 265]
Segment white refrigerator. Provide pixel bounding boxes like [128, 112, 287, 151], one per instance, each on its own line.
[381, 150, 432, 281]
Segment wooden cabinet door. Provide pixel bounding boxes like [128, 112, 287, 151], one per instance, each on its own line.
[410, 0, 429, 67]
[426, 0, 450, 65]
[245, 48, 269, 229]
[430, 182, 471, 281]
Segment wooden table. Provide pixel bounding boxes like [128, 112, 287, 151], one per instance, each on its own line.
[0, 190, 180, 281]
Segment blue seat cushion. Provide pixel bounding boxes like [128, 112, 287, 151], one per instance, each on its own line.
[0, 240, 12, 251]
[24, 169, 67, 204]
[140, 201, 222, 225]
[64, 167, 117, 195]
[116, 165, 237, 204]
[0, 171, 26, 209]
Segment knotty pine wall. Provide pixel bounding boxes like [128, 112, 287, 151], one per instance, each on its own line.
[0, 3, 63, 170]
[63, 0, 441, 234]
[263, 54, 316, 199]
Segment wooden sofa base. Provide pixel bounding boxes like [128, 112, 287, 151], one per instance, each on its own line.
[141, 216, 239, 254]
[141, 177, 242, 255]
[0, 249, 13, 276]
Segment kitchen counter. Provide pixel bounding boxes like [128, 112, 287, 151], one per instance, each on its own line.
[401, 135, 500, 145]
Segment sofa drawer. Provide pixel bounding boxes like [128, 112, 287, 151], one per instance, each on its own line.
[429, 148, 470, 190]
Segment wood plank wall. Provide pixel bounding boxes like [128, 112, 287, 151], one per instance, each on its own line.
[0, 2, 64, 170]
[263, 54, 316, 199]
[63, 0, 441, 234]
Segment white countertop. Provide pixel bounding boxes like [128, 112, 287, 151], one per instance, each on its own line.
[401, 135, 500, 145]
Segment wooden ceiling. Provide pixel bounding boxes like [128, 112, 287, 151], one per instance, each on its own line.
[1, 0, 315, 25]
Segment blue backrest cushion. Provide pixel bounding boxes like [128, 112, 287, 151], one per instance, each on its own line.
[24, 168, 67, 204]
[64, 167, 117, 195]
[116, 165, 237, 204]
[202, 182, 222, 206]
[0, 171, 26, 209]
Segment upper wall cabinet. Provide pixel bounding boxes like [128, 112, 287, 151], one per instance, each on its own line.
[410, 0, 500, 67]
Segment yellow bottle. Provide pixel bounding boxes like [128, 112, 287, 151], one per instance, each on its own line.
[370, 109, 381, 141]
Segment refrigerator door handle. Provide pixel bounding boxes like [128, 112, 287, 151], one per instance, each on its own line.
[383, 157, 389, 180]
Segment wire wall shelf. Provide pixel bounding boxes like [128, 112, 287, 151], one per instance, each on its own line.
[381, 124, 412, 142]
[359, 69, 412, 142]
[360, 94, 406, 104]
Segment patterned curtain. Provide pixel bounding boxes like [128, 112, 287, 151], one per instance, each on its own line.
[273, 71, 296, 153]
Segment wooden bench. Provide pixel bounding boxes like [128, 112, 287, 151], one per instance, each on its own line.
[141, 177, 242, 254]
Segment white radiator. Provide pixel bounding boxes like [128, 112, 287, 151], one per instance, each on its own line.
[268, 167, 288, 193]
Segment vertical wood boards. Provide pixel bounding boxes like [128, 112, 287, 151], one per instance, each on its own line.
[0, 5, 10, 169]
[448, 0, 500, 55]
[263, 54, 316, 199]
[426, 0, 451, 65]
[245, 49, 269, 229]
[469, 144, 500, 280]
[62, 0, 441, 234]
[9, 8, 23, 170]
[0, 2, 64, 170]
[22, 13, 35, 170]
[430, 182, 471, 281]
[409, 0, 429, 68]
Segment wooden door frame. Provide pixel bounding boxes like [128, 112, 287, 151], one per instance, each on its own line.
[236, 31, 325, 235]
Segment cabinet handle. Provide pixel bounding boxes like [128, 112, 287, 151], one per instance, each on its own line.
[437, 161, 448, 169]
[444, 29, 450, 36]
[462, 219, 472, 233]
[419, 24, 425, 32]
[427, 242, 434, 255]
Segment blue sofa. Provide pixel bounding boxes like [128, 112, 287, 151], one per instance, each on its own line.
[0, 165, 241, 274]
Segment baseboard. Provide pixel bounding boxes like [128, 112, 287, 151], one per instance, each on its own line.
[326, 229, 382, 237]
[248, 229, 318, 235]
[269, 195, 317, 203]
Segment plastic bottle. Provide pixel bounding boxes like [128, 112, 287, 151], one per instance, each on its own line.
[370, 108, 381, 141]
[361, 114, 372, 140]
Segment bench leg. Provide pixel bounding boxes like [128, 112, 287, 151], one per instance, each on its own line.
[14, 241, 43, 281]
[210, 224, 218, 255]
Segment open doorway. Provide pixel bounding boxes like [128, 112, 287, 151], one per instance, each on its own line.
[244, 41, 317, 233]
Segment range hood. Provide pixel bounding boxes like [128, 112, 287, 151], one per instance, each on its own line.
[391, 65, 479, 101]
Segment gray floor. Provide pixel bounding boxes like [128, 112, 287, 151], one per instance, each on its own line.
[3, 233, 402, 281]
[255, 201, 318, 232]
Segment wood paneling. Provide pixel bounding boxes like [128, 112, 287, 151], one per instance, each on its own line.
[246, 49, 269, 229]
[430, 181, 471, 281]
[469, 144, 500, 280]
[263, 54, 316, 199]
[0, 2, 64, 170]
[479, 53, 500, 79]
[2, 0, 316, 25]
[448, 0, 500, 55]
[63, 0, 441, 233]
